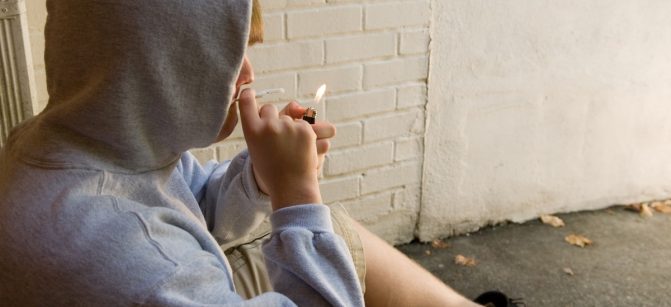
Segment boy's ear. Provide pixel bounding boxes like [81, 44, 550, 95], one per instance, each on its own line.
[249, 0, 264, 45]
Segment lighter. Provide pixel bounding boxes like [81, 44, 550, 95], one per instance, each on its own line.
[304, 84, 326, 124]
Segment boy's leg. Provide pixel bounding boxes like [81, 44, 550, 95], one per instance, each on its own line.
[350, 219, 481, 307]
[225, 205, 480, 306]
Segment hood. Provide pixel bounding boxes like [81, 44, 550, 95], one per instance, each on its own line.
[13, 0, 251, 172]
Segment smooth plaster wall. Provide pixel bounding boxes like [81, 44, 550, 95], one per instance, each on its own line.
[420, 1, 671, 240]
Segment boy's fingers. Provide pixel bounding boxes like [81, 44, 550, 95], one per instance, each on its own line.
[238, 88, 259, 131]
[316, 139, 330, 155]
[279, 101, 306, 119]
[312, 121, 336, 139]
[259, 104, 279, 119]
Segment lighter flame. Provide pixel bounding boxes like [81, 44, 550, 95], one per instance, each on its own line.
[314, 84, 326, 103]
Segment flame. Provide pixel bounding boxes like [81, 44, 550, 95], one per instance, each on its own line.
[314, 84, 326, 103]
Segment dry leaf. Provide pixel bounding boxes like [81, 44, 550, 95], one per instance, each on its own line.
[431, 239, 449, 249]
[424, 250, 432, 256]
[651, 202, 671, 214]
[625, 203, 643, 212]
[640, 203, 653, 218]
[563, 267, 575, 276]
[664, 199, 671, 206]
[540, 215, 565, 227]
[454, 255, 477, 267]
[625, 203, 654, 217]
[565, 234, 593, 248]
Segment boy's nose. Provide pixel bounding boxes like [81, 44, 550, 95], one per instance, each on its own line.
[237, 56, 255, 86]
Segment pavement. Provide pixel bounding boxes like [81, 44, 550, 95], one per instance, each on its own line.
[397, 206, 671, 306]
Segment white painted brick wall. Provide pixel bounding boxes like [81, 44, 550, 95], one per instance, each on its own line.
[365, 0, 431, 30]
[287, 6, 362, 39]
[25, 0, 431, 244]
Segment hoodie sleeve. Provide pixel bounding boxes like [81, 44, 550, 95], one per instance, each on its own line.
[263, 205, 365, 307]
[177, 151, 272, 246]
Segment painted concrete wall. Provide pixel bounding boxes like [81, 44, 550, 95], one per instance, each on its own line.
[420, 1, 671, 240]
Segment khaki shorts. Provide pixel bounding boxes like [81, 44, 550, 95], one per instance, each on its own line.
[223, 204, 366, 299]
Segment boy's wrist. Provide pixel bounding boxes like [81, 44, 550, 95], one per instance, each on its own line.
[270, 180, 322, 211]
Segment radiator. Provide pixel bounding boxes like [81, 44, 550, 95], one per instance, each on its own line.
[0, 0, 35, 148]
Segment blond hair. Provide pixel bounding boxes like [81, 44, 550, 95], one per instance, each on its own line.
[249, 0, 264, 45]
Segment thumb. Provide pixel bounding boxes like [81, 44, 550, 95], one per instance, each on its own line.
[238, 88, 259, 133]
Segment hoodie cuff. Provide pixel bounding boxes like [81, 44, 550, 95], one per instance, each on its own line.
[240, 150, 271, 205]
[270, 204, 334, 234]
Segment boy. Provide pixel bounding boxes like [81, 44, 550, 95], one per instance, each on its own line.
[0, 0, 481, 306]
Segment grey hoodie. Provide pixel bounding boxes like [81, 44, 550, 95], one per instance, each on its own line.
[0, 0, 363, 306]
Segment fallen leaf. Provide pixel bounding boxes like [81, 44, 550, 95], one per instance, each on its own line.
[664, 199, 671, 206]
[424, 250, 432, 256]
[640, 203, 653, 218]
[625, 203, 654, 217]
[431, 239, 449, 249]
[565, 234, 593, 248]
[563, 267, 575, 276]
[651, 202, 671, 214]
[454, 255, 477, 267]
[540, 214, 565, 227]
[625, 203, 643, 212]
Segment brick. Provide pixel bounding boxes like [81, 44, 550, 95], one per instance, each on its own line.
[258, 0, 287, 10]
[399, 29, 430, 55]
[287, 6, 362, 39]
[340, 191, 393, 222]
[364, 56, 428, 88]
[397, 83, 427, 108]
[395, 136, 423, 161]
[251, 72, 297, 103]
[216, 140, 247, 161]
[247, 41, 323, 73]
[262, 13, 285, 42]
[189, 147, 217, 165]
[326, 89, 395, 122]
[320, 176, 360, 203]
[288, 0, 326, 7]
[326, 0, 358, 3]
[365, 0, 430, 30]
[361, 161, 421, 194]
[364, 109, 424, 142]
[298, 65, 362, 96]
[325, 142, 393, 175]
[331, 121, 362, 149]
[261, 0, 325, 9]
[326, 32, 396, 64]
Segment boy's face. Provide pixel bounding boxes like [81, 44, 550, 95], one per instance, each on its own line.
[216, 55, 254, 142]
[216, 0, 262, 142]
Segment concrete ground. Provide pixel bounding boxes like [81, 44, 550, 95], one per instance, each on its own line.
[397, 206, 671, 306]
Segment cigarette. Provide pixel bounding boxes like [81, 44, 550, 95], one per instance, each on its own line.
[233, 87, 285, 102]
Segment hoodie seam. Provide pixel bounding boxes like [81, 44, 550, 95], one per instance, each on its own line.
[107, 196, 179, 267]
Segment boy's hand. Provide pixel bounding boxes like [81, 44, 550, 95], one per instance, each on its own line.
[238, 89, 323, 211]
[278, 101, 336, 174]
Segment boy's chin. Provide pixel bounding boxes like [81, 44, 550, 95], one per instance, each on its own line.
[215, 103, 239, 142]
